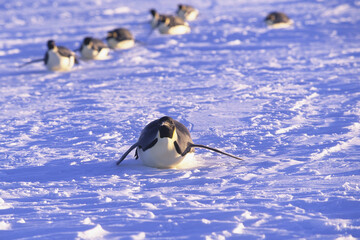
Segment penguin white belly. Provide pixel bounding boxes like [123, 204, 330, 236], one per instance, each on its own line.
[107, 39, 135, 50]
[46, 51, 74, 71]
[178, 10, 199, 21]
[158, 24, 190, 35]
[185, 11, 199, 21]
[267, 20, 293, 29]
[81, 46, 109, 60]
[138, 138, 185, 168]
[80, 46, 96, 60]
[95, 47, 110, 60]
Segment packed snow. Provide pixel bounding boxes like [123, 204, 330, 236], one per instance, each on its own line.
[1, 0, 360, 239]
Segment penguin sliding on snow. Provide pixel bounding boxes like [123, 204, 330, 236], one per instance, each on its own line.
[176, 4, 199, 21]
[79, 37, 110, 60]
[45, 40, 79, 71]
[265, 12, 293, 28]
[157, 16, 191, 35]
[150, 9, 190, 35]
[106, 28, 135, 50]
[150, 9, 171, 28]
[20, 40, 79, 71]
[117, 116, 243, 169]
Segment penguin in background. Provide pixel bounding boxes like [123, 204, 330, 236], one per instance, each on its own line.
[265, 12, 293, 28]
[149, 9, 190, 35]
[44, 40, 79, 71]
[19, 40, 79, 71]
[117, 116, 243, 169]
[150, 9, 171, 28]
[106, 28, 135, 50]
[79, 37, 110, 60]
[176, 4, 199, 21]
[157, 16, 191, 35]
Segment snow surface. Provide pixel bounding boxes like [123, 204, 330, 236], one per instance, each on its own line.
[1, 0, 360, 239]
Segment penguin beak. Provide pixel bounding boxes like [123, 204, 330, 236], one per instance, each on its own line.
[159, 123, 175, 139]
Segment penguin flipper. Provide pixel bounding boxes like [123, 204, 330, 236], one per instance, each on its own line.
[137, 119, 161, 151]
[117, 142, 138, 165]
[45, 52, 49, 64]
[74, 56, 80, 65]
[142, 138, 158, 151]
[135, 148, 138, 159]
[173, 120, 193, 154]
[92, 38, 108, 51]
[19, 58, 44, 68]
[182, 143, 243, 161]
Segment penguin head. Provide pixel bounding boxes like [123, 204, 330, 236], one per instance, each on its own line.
[158, 116, 176, 139]
[265, 13, 275, 22]
[178, 4, 185, 11]
[150, 9, 158, 18]
[83, 37, 93, 46]
[106, 30, 115, 39]
[47, 40, 56, 50]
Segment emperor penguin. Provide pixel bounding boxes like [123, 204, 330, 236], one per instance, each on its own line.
[157, 15, 191, 35]
[176, 4, 199, 21]
[79, 37, 110, 60]
[106, 28, 135, 50]
[45, 40, 79, 71]
[265, 12, 293, 28]
[150, 9, 171, 28]
[117, 116, 243, 169]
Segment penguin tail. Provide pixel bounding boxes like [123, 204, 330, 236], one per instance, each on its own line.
[117, 143, 138, 165]
[183, 143, 244, 161]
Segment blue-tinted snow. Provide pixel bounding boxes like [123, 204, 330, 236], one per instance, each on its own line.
[0, 0, 360, 239]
